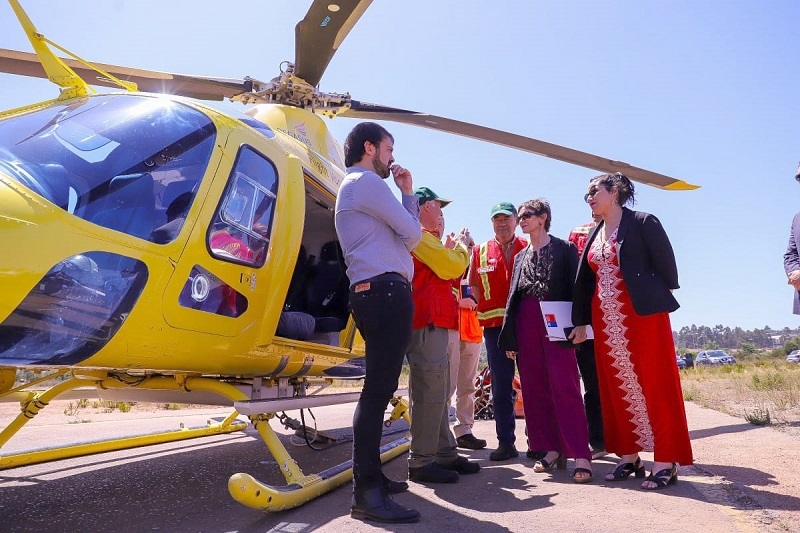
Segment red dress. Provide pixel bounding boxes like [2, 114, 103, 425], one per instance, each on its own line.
[588, 230, 693, 465]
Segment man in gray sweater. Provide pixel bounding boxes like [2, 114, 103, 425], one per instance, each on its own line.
[335, 122, 422, 524]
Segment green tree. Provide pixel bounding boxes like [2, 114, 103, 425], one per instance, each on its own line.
[783, 336, 800, 354]
[737, 341, 757, 356]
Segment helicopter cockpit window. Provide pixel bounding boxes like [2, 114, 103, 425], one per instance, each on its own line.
[0, 252, 148, 366]
[0, 94, 215, 244]
[208, 146, 278, 267]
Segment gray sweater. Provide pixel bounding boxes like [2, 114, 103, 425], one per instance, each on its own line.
[334, 167, 422, 285]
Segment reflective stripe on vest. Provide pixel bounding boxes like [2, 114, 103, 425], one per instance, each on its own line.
[477, 308, 506, 322]
[477, 242, 506, 323]
[478, 243, 491, 301]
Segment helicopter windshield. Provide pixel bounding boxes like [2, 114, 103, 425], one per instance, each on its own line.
[0, 94, 216, 243]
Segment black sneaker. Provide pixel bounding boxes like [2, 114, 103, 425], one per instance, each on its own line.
[409, 462, 459, 484]
[456, 434, 487, 450]
[440, 455, 481, 474]
[489, 444, 519, 461]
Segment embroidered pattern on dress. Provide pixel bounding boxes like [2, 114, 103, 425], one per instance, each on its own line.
[590, 230, 655, 450]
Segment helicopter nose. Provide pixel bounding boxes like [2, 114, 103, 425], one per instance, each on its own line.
[0, 180, 149, 366]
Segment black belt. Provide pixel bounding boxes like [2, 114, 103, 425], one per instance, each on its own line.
[351, 272, 410, 290]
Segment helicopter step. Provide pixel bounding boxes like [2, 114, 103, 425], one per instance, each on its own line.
[233, 387, 408, 414]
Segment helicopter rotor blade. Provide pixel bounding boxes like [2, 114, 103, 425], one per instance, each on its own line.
[294, 0, 373, 87]
[0, 48, 248, 100]
[339, 100, 698, 190]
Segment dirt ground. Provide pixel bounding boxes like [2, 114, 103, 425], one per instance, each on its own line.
[1, 392, 799, 532]
[678, 370, 800, 439]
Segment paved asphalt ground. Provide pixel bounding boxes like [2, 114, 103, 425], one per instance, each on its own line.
[0, 399, 798, 532]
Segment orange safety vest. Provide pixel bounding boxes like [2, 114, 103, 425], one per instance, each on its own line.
[568, 222, 596, 256]
[455, 278, 482, 343]
[472, 237, 527, 328]
[459, 307, 483, 343]
[411, 255, 460, 330]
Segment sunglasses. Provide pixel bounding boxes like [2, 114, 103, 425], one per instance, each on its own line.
[518, 211, 538, 221]
[583, 186, 601, 203]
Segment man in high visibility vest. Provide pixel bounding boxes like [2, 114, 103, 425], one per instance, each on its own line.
[468, 202, 528, 461]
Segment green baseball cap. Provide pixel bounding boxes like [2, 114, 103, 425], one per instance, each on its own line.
[490, 201, 516, 218]
[414, 186, 452, 207]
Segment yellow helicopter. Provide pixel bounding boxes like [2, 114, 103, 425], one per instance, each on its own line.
[0, 0, 698, 513]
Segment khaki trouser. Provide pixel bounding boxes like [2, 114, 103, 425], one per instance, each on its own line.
[407, 326, 458, 468]
[446, 328, 481, 438]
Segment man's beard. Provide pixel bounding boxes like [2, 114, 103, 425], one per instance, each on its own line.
[372, 151, 390, 178]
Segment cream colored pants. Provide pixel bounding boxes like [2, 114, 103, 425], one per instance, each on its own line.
[446, 328, 482, 438]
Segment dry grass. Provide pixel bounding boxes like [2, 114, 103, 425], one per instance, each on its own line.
[680, 361, 800, 434]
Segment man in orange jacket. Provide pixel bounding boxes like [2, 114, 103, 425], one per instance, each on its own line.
[407, 187, 481, 484]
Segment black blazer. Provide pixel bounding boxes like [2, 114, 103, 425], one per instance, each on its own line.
[783, 212, 800, 314]
[499, 236, 578, 351]
[573, 207, 679, 326]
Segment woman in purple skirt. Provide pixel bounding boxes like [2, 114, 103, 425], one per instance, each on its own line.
[498, 198, 592, 483]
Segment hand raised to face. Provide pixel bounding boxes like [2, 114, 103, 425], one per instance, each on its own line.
[390, 164, 413, 195]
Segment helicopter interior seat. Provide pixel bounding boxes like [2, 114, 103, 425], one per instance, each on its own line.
[156, 179, 200, 224]
[306, 240, 350, 345]
[150, 179, 199, 244]
[33, 163, 72, 210]
[283, 244, 315, 314]
[90, 173, 156, 240]
[272, 245, 320, 342]
[275, 311, 316, 341]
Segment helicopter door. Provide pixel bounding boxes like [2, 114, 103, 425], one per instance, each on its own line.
[162, 135, 304, 339]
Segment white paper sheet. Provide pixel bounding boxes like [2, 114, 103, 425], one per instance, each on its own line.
[538, 300, 594, 341]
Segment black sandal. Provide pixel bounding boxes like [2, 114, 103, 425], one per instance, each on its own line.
[605, 456, 645, 481]
[573, 466, 593, 484]
[533, 452, 566, 473]
[641, 463, 677, 490]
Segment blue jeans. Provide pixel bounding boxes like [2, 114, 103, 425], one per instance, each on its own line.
[348, 274, 413, 490]
[484, 326, 516, 447]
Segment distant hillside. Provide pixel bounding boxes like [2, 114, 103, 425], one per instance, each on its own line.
[674, 324, 800, 350]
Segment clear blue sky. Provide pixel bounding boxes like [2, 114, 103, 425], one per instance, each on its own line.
[2, 0, 799, 332]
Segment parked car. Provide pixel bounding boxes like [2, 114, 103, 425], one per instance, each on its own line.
[787, 350, 800, 363]
[695, 350, 737, 366]
[676, 355, 687, 370]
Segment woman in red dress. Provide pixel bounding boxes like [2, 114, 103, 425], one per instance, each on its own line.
[572, 173, 693, 490]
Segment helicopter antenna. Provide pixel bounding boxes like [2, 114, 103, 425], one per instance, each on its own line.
[8, 0, 136, 98]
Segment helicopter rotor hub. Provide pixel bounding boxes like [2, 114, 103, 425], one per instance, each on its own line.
[231, 64, 351, 116]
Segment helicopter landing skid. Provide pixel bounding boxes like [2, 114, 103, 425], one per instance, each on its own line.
[0, 373, 411, 512]
[0, 374, 249, 469]
[229, 396, 411, 512]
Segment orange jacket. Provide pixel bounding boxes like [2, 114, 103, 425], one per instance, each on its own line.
[411, 230, 469, 330]
[459, 307, 483, 343]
